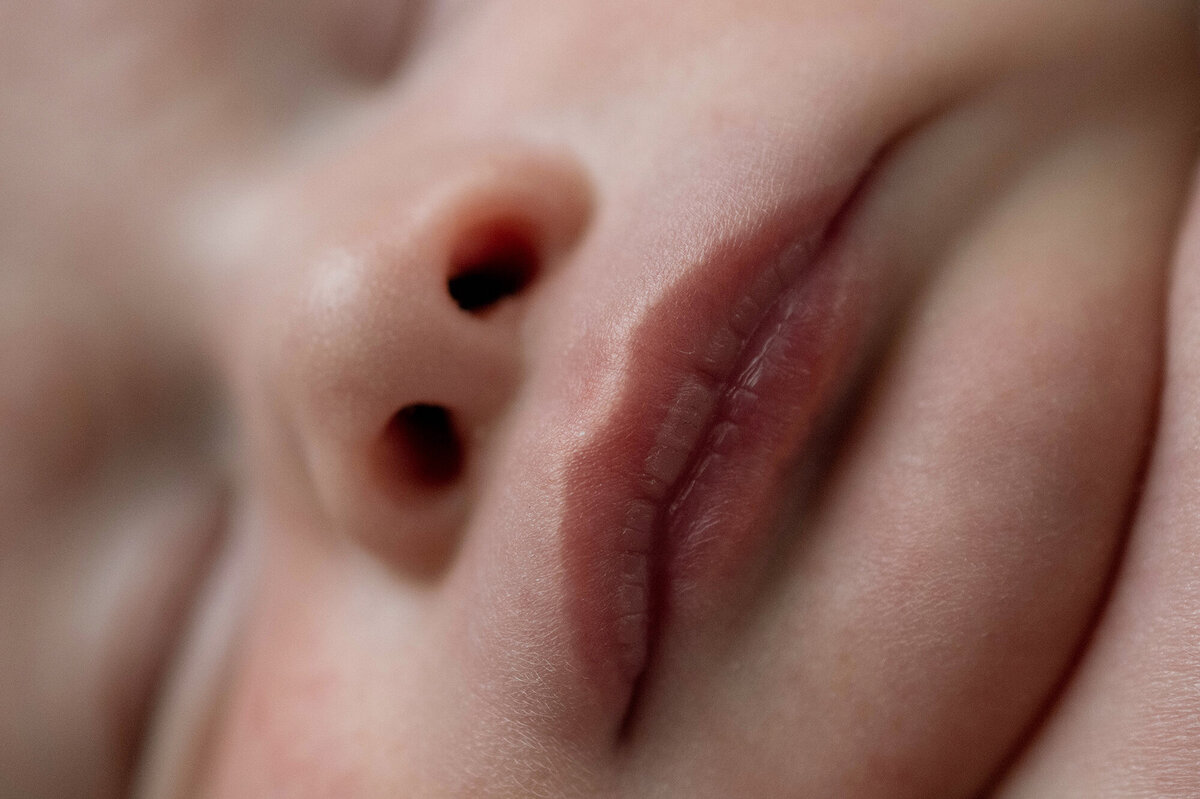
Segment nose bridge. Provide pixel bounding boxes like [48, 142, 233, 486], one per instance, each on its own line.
[271, 144, 593, 575]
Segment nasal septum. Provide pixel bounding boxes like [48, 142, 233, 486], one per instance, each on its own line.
[266, 145, 593, 576]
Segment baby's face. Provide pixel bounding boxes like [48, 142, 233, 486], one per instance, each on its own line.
[3, 2, 1198, 796]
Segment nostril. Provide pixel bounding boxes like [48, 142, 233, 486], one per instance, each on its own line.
[447, 223, 539, 313]
[381, 403, 464, 487]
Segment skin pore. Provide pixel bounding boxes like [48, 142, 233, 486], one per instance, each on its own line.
[2, 1, 1199, 796]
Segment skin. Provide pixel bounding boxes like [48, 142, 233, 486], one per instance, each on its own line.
[1, 1, 1198, 796]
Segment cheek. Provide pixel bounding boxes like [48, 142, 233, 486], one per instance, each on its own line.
[618, 68, 1191, 794]
[754, 238, 1156, 793]
[198, 516, 603, 797]
[199, 525, 431, 796]
[814, 241, 1157, 656]
[786, 76, 1180, 724]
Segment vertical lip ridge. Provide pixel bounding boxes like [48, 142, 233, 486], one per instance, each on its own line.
[557, 171, 874, 729]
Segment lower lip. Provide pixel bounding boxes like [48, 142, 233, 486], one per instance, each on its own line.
[559, 185, 873, 713]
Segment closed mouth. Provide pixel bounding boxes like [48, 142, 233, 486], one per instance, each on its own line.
[558, 157, 883, 730]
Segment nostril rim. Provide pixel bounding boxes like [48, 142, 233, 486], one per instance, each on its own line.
[383, 403, 464, 487]
[447, 224, 539, 313]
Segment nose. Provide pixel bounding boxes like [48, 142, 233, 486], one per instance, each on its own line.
[270, 146, 592, 575]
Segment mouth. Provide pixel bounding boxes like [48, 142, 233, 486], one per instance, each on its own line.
[558, 160, 882, 727]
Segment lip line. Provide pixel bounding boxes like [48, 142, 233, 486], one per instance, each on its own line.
[631, 184, 873, 734]
[658, 202, 866, 571]
[557, 156, 882, 730]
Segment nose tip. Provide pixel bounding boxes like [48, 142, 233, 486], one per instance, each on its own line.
[272, 147, 592, 575]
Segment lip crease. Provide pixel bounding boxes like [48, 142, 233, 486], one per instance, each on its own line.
[559, 169, 877, 724]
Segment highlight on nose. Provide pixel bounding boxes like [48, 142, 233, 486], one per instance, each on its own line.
[266, 146, 593, 577]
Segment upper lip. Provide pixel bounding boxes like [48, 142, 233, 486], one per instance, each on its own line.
[556, 162, 880, 727]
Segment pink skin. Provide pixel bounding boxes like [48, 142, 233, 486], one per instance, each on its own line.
[1, 1, 1199, 797]
[993, 162, 1200, 798]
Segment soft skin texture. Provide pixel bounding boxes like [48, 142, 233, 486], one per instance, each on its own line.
[1, 1, 1198, 797]
[993, 164, 1200, 798]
